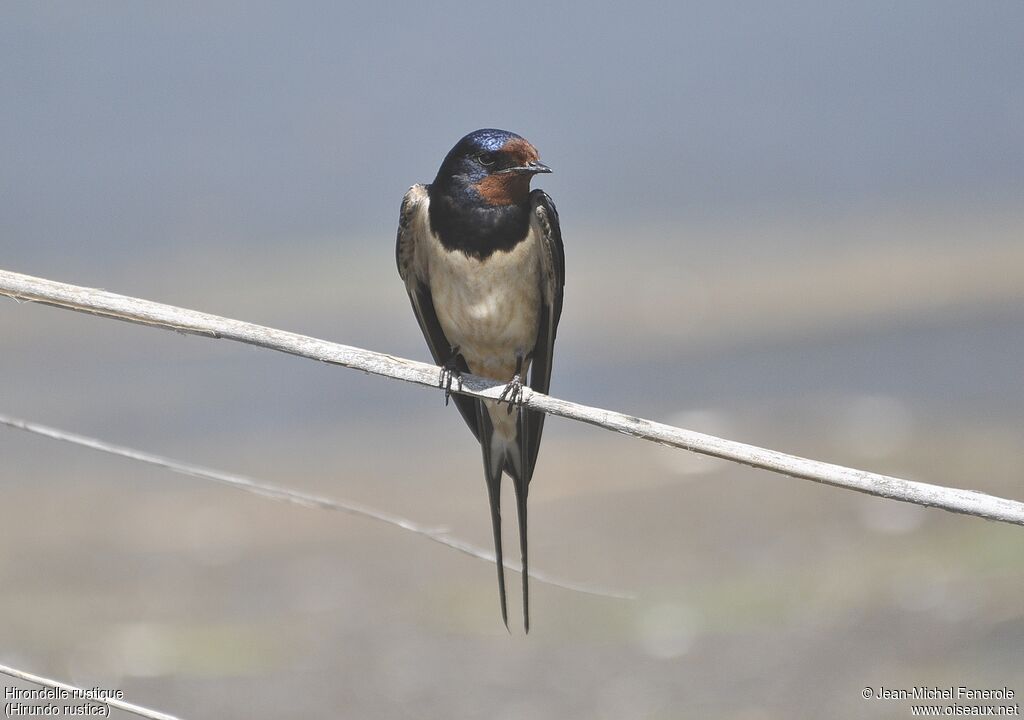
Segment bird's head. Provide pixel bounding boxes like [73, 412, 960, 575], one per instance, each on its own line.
[433, 128, 551, 206]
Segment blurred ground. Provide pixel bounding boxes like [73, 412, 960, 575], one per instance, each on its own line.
[3, 209, 1023, 720]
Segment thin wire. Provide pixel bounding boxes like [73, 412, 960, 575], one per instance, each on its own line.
[0, 413, 636, 601]
[0, 663, 183, 720]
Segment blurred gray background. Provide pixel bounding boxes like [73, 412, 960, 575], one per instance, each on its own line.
[2, 2, 1023, 719]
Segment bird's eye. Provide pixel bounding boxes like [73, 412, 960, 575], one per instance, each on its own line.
[477, 153, 496, 167]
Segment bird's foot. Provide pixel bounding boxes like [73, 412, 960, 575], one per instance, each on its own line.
[498, 374, 524, 415]
[438, 357, 463, 406]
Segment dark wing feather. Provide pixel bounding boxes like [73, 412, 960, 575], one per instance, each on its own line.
[505, 189, 565, 632]
[396, 184, 480, 439]
[521, 189, 565, 483]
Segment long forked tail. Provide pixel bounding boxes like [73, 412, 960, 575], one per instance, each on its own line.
[477, 403, 509, 630]
[477, 401, 535, 633]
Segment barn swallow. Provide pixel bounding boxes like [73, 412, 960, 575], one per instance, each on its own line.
[396, 129, 564, 631]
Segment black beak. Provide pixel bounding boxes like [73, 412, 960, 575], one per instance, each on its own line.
[497, 160, 552, 175]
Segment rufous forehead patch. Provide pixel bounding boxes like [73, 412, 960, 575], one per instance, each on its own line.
[501, 137, 540, 165]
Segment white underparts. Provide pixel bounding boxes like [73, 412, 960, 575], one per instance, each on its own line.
[411, 196, 542, 445]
